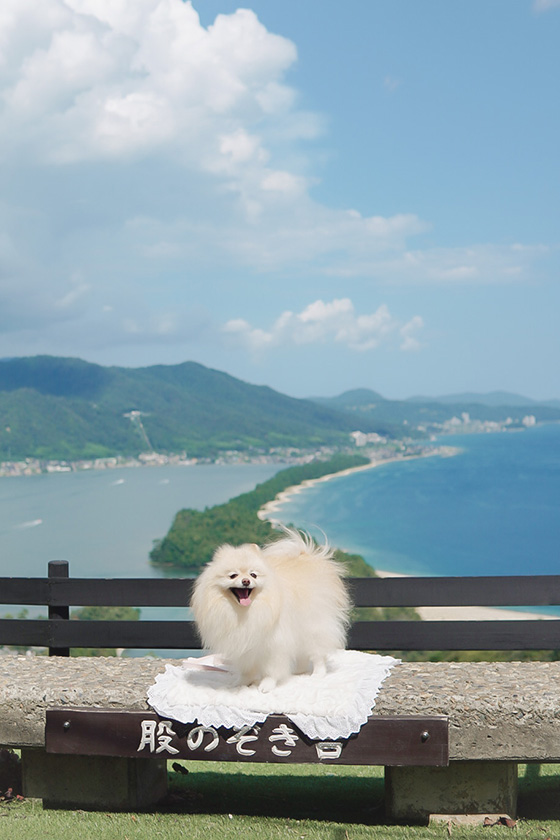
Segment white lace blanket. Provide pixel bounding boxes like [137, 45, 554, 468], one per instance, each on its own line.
[147, 650, 399, 740]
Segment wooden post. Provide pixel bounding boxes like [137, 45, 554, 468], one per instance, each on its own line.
[48, 560, 69, 657]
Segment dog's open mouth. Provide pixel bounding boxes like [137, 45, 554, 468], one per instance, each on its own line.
[231, 587, 253, 607]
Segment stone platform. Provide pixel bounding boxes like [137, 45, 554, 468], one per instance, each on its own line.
[1, 655, 559, 820]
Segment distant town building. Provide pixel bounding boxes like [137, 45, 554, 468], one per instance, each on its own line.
[350, 431, 387, 447]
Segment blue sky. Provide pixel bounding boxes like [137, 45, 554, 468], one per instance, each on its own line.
[0, 0, 558, 400]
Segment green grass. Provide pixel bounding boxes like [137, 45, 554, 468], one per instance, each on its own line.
[1, 762, 560, 839]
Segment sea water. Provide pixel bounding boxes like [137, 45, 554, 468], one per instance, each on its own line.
[273, 424, 560, 579]
[2, 429, 558, 583]
[0, 462, 282, 580]
[0, 461, 284, 653]
[2, 426, 559, 646]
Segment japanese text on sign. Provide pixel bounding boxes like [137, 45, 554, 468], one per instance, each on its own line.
[136, 719, 338, 759]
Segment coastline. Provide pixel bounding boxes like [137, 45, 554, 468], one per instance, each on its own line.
[0, 451, 196, 478]
[258, 446, 558, 623]
[258, 445, 459, 526]
[258, 457, 383, 525]
[0, 450, 300, 479]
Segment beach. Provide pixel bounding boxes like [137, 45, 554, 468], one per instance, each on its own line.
[259, 445, 558, 623]
[258, 446, 459, 526]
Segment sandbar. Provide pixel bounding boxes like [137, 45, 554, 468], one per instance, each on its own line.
[258, 448, 454, 525]
[258, 449, 557, 623]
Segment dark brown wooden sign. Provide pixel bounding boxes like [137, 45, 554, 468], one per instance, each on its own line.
[46, 708, 448, 767]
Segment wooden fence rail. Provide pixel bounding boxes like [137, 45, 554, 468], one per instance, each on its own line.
[1, 561, 559, 656]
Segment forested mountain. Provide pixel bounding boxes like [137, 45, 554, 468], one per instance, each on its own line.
[2, 356, 557, 463]
[0, 356, 381, 461]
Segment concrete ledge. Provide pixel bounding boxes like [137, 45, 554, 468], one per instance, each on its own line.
[1, 656, 559, 762]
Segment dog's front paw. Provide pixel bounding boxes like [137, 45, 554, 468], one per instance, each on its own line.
[258, 676, 277, 693]
[311, 659, 328, 679]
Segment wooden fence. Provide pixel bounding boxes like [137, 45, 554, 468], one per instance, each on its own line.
[1, 560, 559, 656]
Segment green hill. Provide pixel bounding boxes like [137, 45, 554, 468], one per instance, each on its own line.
[0, 356, 382, 461]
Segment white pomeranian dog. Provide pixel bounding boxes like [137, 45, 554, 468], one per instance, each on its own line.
[190, 530, 351, 691]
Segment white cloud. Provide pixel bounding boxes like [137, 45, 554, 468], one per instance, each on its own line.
[54, 272, 91, 309]
[223, 298, 424, 353]
[217, 205, 429, 271]
[437, 266, 479, 281]
[399, 316, 424, 352]
[323, 243, 548, 286]
[383, 75, 402, 93]
[0, 0, 552, 367]
[260, 170, 307, 195]
[219, 129, 268, 166]
[533, 0, 560, 11]
[0, 0, 428, 267]
[0, 0, 298, 167]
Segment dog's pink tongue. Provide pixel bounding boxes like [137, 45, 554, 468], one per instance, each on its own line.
[237, 588, 252, 606]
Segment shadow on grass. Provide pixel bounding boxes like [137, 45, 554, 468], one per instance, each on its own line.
[166, 764, 385, 825]
[518, 764, 560, 820]
[166, 762, 560, 826]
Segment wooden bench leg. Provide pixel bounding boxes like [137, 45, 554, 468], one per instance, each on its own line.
[385, 761, 518, 823]
[21, 748, 168, 810]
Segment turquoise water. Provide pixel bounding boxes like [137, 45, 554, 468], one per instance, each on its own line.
[273, 424, 560, 579]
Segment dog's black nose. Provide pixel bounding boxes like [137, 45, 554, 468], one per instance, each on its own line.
[241, 578, 251, 587]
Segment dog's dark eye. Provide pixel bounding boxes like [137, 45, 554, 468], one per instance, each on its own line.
[250, 573, 257, 579]
[229, 573, 237, 579]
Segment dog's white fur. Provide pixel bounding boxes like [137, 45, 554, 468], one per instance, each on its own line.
[190, 530, 351, 691]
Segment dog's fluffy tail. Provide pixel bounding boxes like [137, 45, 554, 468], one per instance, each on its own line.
[264, 526, 334, 561]
[263, 527, 352, 644]
[263, 527, 350, 583]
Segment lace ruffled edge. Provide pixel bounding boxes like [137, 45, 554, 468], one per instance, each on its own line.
[147, 654, 400, 740]
[289, 657, 400, 739]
